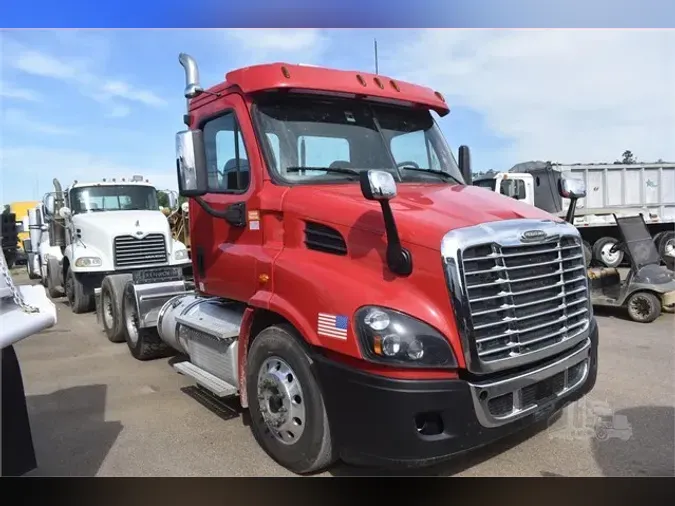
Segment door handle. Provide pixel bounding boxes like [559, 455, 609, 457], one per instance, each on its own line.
[224, 202, 246, 228]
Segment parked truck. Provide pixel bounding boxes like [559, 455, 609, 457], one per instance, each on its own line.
[1, 211, 19, 268]
[472, 162, 675, 270]
[40, 176, 192, 328]
[9, 201, 40, 266]
[99, 53, 599, 474]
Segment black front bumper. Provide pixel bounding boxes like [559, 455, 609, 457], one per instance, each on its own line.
[313, 317, 599, 468]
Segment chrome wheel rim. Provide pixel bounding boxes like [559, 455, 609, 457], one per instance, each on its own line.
[102, 290, 114, 329]
[601, 242, 621, 265]
[257, 356, 306, 445]
[124, 290, 139, 345]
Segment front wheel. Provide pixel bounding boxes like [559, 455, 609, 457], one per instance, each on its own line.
[100, 274, 132, 343]
[246, 325, 336, 474]
[626, 291, 661, 323]
[65, 268, 94, 314]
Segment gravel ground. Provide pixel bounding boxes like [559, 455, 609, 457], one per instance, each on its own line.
[10, 268, 674, 477]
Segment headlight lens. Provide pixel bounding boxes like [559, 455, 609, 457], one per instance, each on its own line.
[74, 256, 102, 267]
[174, 249, 189, 261]
[355, 306, 457, 368]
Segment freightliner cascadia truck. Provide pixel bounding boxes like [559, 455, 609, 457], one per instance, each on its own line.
[99, 54, 599, 474]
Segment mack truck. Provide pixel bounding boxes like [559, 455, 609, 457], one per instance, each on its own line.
[41, 176, 192, 329]
[472, 162, 675, 270]
[99, 54, 599, 474]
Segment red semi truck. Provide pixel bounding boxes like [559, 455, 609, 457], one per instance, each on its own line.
[97, 54, 599, 474]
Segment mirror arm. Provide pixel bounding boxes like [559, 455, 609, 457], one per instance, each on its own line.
[380, 200, 412, 276]
[565, 196, 577, 224]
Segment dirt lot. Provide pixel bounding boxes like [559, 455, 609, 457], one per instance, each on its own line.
[10, 268, 674, 477]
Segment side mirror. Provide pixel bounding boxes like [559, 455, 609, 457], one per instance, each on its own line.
[558, 174, 586, 199]
[458, 145, 472, 185]
[176, 130, 208, 197]
[359, 170, 397, 201]
[59, 206, 72, 219]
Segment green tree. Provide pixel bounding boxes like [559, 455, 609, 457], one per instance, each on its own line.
[621, 150, 636, 164]
[157, 191, 170, 208]
[2, 205, 10, 215]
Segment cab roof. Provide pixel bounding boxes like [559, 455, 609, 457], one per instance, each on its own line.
[70, 181, 156, 189]
[191, 63, 450, 116]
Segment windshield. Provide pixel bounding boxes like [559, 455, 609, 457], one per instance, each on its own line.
[254, 95, 463, 185]
[69, 185, 159, 214]
[472, 178, 496, 191]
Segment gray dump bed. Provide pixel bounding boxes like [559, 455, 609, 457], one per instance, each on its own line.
[511, 161, 675, 227]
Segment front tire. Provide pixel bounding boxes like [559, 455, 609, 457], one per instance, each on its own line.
[121, 282, 171, 361]
[626, 291, 661, 323]
[246, 325, 336, 474]
[65, 268, 94, 314]
[100, 274, 132, 343]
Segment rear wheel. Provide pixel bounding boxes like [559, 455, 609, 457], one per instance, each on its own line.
[246, 325, 336, 474]
[626, 291, 661, 323]
[657, 232, 674, 270]
[122, 282, 171, 360]
[100, 274, 132, 343]
[593, 237, 624, 268]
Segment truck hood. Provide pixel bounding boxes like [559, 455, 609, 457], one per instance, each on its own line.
[73, 210, 170, 239]
[284, 183, 559, 250]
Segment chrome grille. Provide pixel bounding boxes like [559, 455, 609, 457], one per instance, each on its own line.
[114, 234, 167, 268]
[462, 235, 589, 364]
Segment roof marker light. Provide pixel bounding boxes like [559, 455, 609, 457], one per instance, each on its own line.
[373, 77, 384, 89]
[356, 74, 367, 87]
[434, 91, 445, 102]
[390, 80, 400, 92]
[281, 66, 291, 79]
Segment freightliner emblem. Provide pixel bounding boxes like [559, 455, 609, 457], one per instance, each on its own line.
[520, 229, 547, 243]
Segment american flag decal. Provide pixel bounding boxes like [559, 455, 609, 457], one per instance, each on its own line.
[317, 313, 349, 340]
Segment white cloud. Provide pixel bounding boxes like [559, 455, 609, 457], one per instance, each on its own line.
[3, 108, 74, 135]
[0, 145, 178, 202]
[223, 29, 326, 65]
[0, 81, 42, 102]
[389, 29, 675, 165]
[1, 35, 166, 115]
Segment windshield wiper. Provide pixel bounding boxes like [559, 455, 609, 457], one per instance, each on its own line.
[286, 166, 360, 177]
[399, 166, 462, 184]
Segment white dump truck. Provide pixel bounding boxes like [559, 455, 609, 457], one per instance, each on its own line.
[473, 161, 675, 269]
[41, 176, 192, 335]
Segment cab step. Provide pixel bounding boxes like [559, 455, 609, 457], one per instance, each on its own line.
[173, 360, 238, 398]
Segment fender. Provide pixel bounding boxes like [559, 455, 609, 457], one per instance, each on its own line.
[236, 293, 318, 408]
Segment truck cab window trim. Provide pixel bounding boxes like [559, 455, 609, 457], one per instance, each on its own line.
[198, 107, 252, 196]
[250, 95, 463, 189]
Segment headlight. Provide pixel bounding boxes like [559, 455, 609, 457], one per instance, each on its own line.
[174, 249, 189, 261]
[74, 256, 102, 267]
[355, 306, 457, 368]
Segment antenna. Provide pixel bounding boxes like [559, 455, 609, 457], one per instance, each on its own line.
[374, 38, 379, 74]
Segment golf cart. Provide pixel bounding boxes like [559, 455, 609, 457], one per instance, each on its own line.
[559, 174, 675, 323]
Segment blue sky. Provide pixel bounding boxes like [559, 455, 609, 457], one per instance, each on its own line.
[1, 29, 673, 204]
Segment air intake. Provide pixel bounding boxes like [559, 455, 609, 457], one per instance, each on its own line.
[304, 222, 347, 256]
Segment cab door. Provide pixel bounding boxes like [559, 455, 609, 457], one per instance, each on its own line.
[189, 93, 263, 302]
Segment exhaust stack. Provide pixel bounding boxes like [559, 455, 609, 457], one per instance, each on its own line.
[178, 53, 203, 114]
[49, 178, 66, 248]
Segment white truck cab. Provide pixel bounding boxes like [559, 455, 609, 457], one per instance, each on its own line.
[42, 177, 191, 313]
[473, 172, 535, 206]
